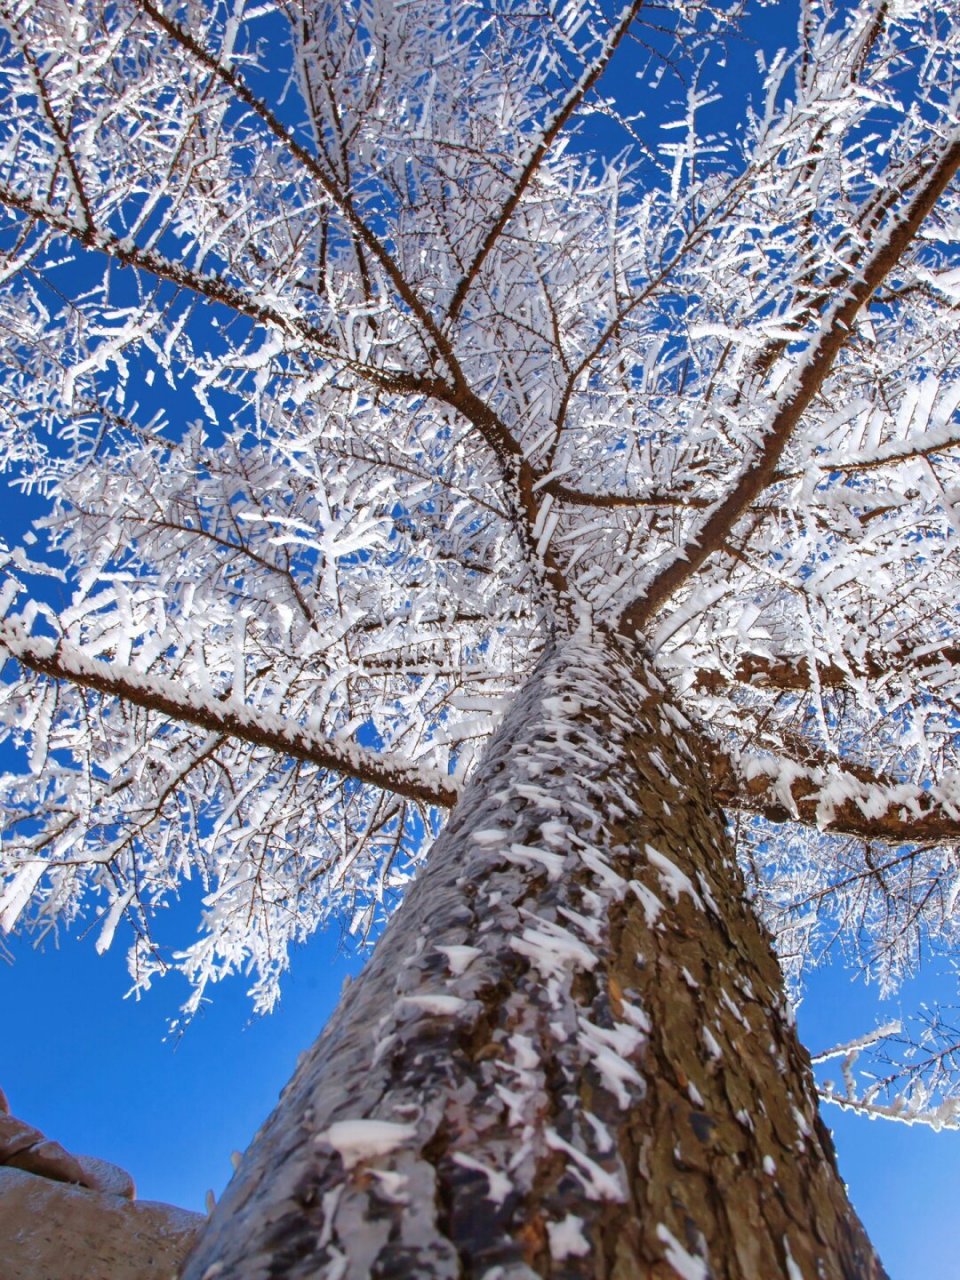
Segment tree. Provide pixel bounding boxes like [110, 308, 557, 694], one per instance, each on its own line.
[0, 0, 958, 1273]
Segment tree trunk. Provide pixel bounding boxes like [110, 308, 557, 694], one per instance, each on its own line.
[181, 631, 886, 1280]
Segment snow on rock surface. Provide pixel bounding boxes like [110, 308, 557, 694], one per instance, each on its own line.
[0, 1168, 202, 1280]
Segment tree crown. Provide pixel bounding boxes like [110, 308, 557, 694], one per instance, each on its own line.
[0, 0, 958, 1121]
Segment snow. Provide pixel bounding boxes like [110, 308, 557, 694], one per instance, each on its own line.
[557, 903, 603, 942]
[619, 999, 651, 1033]
[544, 1128, 625, 1201]
[702, 1026, 722, 1059]
[2, 6, 959, 1274]
[511, 920, 598, 975]
[783, 1237, 804, 1280]
[398, 994, 466, 1016]
[435, 944, 481, 975]
[629, 879, 664, 925]
[319, 1119, 418, 1169]
[810, 1021, 902, 1064]
[547, 1214, 591, 1259]
[502, 842, 567, 880]
[1, 5, 960, 1254]
[470, 828, 510, 846]
[792, 1107, 811, 1138]
[451, 1153, 512, 1205]
[719, 989, 748, 1028]
[370, 1169, 408, 1198]
[646, 845, 704, 909]
[0, 861, 46, 931]
[507, 1033, 540, 1071]
[0, 620, 460, 813]
[95, 888, 136, 955]
[578, 1015, 645, 1106]
[656, 1225, 709, 1280]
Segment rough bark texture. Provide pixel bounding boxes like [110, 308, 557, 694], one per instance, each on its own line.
[182, 632, 885, 1279]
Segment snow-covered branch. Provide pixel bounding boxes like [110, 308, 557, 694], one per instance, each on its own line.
[711, 746, 960, 846]
[697, 645, 960, 694]
[813, 1010, 960, 1133]
[0, 0, 958, 1030]
[0, 621, 459, 809]
[619, 132, 960, 633]
[444, 0, 646, 324]
[818, 1088, 960, 1131]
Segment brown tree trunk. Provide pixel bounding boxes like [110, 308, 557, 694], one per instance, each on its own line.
[181, 631, 886, 1279]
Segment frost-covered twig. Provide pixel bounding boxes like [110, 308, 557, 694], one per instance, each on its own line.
[0, 620, 459, 808]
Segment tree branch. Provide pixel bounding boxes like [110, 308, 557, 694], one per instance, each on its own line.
[0, 621, 459, 810]
[0, 183, 441, 400]
[696, 644, 960, 693]
[541, 479, 711, 509]
[137, 0, 447, 352]
[444, 0, 646, 325]
[618, 134, 960, 636]
[2, 5, 575, 616]
[709, 744, 960, 846]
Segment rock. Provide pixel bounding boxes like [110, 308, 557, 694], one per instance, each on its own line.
[0, 1105, 131, 1192]
[74, 1153, 137, 1200]
[0, 1086, 9, 1115]
[0, 1113, 46, 1162]
[5, 1137, 91, 1187]
[0, 1166, 204, 1280]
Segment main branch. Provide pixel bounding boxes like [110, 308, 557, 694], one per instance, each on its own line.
[0, 622, 458, 809]
[709, 745, 960, 846]
[618, 135, 960, 635]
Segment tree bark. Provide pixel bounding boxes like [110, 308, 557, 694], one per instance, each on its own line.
[181, 631, 886, 1279]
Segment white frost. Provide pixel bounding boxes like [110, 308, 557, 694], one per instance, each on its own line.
[783, 1236, 804, 1280]
[319, 1119, 417, 1169]
[544, 1128, 625, 1200]
[578, 1015, 645, 1106]
[436, 944, 482, 975]
[511, 919, 598, 975]
[645, 845, 704, 909]
[629, 878, 664, 925]
[502, 841, 566, 880]
[399, 994, 466, 1016]
[656, 1224, 709, 1280]
[547, 1213, 591, 1259]
[702, 1026, 723, 1059]
[451, 1152, 512, 1206]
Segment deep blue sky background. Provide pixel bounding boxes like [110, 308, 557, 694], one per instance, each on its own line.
[0, 4, 958, 1278]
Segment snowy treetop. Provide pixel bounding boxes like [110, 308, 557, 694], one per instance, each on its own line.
[0, 0, 957, 1125]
